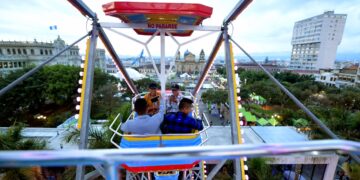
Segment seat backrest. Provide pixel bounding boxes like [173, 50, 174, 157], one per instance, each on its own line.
[120, 134, 201, 148]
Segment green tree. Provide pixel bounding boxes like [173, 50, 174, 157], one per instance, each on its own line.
[0, 65, 121, 126]
[0, 124, 47, 179]
[216, 66, 226, 77]
[247, 158, 281, 180]
[201, 89, 228, 104]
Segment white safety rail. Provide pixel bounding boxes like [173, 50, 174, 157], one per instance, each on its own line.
[0, 140, 359, 180]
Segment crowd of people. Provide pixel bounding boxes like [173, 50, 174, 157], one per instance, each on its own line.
[121, 83, 204, 135]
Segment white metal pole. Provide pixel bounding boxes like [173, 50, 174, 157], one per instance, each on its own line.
[160, 30, 166, 96]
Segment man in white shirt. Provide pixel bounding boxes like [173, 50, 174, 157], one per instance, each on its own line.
[166, 84, 183, 113]
[121, 97, 165, 134]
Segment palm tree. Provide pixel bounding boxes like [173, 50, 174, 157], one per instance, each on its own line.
[0, 124, 47, 180]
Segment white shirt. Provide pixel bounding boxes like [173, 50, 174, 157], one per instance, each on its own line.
[121, 98, 165, 134]
[166, 94, 183, 113]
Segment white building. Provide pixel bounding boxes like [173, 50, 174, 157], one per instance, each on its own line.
[105, 58, 118, 74]
[94, 49, 107, 72]
[315, 65, 360, 88]
[290, 11, 347, 70]
[0, 36, 82, 75]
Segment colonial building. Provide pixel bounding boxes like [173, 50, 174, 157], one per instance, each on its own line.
[175, 49, 205, 74]
[0, 36, 108, 75]
[0, 36, 81, 75]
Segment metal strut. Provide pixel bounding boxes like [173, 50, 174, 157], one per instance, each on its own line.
[76, 18, 99, 180]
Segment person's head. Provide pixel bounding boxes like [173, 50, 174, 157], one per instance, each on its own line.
[148, 83, 158, 96]
[171, 84, 180, 96]
[179, 98, 193, 115]
[134, 98, 148, 115]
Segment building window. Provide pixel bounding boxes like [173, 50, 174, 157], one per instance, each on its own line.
[18, 62, 22, 67]
[12, 49, 16, 54]
[9, 62, 13, 68]
[0, 62, 2, 68]
[40, 49, 43, 55]
[49, 50, 52, 55]
[31, 49, 35, 55]
[4, 62, 8, 68]
[22, 62, 26, 67]
[18, 49, 21, 54]
[14, 62, 17, 68]
[45, 49, 48, 55]
[7, 49, 11, 54]
[23, 49, 27, 55]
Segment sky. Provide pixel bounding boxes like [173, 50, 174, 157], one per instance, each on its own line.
[1, 0, 360, 59]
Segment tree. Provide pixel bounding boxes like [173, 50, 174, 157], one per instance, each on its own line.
[247, 158, 282, 180]
[216, 66, 226, 77]
[0, 65, 121, 126]
[0, 124, 47, 180]
[201, 89, 228, 104]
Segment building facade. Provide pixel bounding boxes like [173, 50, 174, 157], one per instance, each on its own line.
[175, 49, 205, 74]
[315, 65, 360, 88]
[0, 36, 81, 75]
[290, 11, 347, 70]
[94, 49, 107, 72]
[0, 36, 108, 75]
[236, 63, 286, 73]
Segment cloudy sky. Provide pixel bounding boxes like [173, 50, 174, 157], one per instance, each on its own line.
[1, 0, 359, 58]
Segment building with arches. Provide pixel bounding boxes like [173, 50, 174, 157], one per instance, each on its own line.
[175, 49, 206, 74]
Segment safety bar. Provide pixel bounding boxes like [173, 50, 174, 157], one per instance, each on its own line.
[109, 112, 211, 147]
[0, 140, 359, 168]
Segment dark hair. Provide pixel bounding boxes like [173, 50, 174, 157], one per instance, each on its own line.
[134, 98, 148, 114]
[179, 98, 193, 110]
[149, 83, 157, 89]
[171, 84, 180, 90]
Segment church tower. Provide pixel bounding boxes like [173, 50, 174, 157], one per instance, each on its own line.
[199, 49, 205, 61]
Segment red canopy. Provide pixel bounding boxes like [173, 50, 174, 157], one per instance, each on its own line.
[103, 2, 213, 36]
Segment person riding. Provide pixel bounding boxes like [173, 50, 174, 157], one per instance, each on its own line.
[144, 83, 161, 115]
[121, 97, 165, 134]
[161, 98, 203, 134]
[166, 84, 183, 113]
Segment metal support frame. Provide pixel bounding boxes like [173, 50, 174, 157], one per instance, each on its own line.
[104, 27, 161, 78]
[207, 160, 227, 180]
[224, 0, 253, 24]
[76, 19, 99, 180]
[160, 30, 166, 96]
[68, 0, 96, 19]
[98, 27, 139, 95]
[68, 1, 139, 95]
[223, 27, 242, 180]
[229, 37, 360, 164]
[0, 33, 89, 97]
